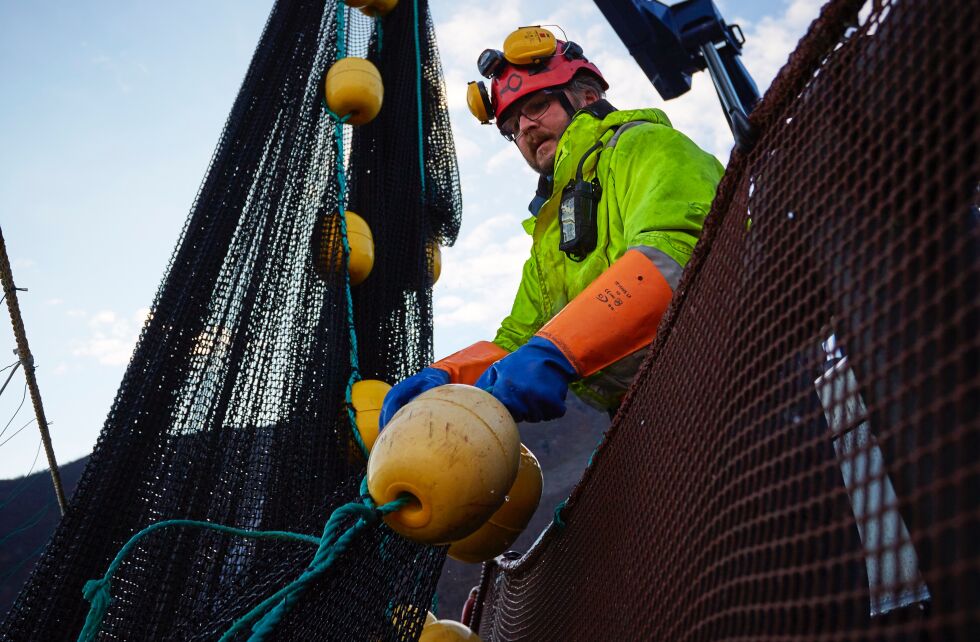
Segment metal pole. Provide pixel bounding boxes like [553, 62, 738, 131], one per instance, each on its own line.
[0, 226, 68, 515]
[700, 42, 756, 152]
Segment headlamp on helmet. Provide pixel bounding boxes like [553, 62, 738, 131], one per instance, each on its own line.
[477, 49, 506, 79]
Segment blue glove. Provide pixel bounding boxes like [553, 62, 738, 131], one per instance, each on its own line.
[474, 336, 578, 422]
[380, 367, 450, 428]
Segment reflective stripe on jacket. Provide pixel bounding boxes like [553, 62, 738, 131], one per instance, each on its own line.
[492, 106, 726, 410]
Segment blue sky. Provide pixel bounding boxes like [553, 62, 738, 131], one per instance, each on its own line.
[0, 0, 824, 477]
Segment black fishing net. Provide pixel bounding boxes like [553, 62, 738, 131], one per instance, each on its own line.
[0, 0, 459, 639]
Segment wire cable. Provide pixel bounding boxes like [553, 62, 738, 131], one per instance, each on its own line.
[0, 541, 47, 584]
[0, 438, 44, 511]
[0, 503, 51, 547]
[0, 381, 28, 441]
[0, 360, 21, 399]
[0, 417, 37, 449]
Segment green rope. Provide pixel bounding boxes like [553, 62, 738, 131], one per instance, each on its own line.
[331, 113, 369, 461]
[78, 6, 426, 640]
[224, 479, 410, 640]
[325, 0, 370, 460]
[76, 479, 410, 642]
[76, 521, 321, 642]
[337, 1, 347, 60]
[375, 16, 383, 54]
[553, 499, 568, 530]
[412, 0, 426, 197]
[553, 434, 606, 531]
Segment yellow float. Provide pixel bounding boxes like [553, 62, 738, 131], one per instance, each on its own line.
[324, 57, 383, 125]
[419, 619, 483, 642]
[367, 385, 520, 544]
[447, 443, 542, 563]
[312, 211, 375, 285]
[344, 211, 375, 285]
[428, 242, 442, 285]
[359, 0, 399, 18]
[351, 379, 391, 452]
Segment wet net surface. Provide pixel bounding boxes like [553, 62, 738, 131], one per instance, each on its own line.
[474, 0, 979, 640]
[0, 0, 458, 639]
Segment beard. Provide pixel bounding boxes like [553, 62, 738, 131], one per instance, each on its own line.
[521, 134, 557, 176]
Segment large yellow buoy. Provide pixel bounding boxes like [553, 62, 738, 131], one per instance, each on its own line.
[419, 620, 483, 642]
[324, 57, 383, 126]
[312, 211, 375, 285]
[345, 211, 375, 285]
[428, 242, 442, 285]
[447, 443, 542, 563]
[351, 379, 391, 452]
[367, 385, 520, 544]
[359, 0, 399, 18]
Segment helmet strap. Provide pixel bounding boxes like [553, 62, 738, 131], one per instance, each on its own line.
[555, 90, 577, 119]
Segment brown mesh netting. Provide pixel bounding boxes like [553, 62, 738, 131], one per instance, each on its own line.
[472, 0, 979, 639]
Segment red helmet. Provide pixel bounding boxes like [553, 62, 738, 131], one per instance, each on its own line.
[467, 28, 607, 126]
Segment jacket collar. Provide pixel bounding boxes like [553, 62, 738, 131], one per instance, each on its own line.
[528, 174, 553, 216]
[577, 99, 617, 120]
[526, 104, 674, 216]
[552, 106, 674, 190]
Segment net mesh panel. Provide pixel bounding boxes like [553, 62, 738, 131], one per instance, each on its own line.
[474, 0, 978, 640]
[0, 0, 458, 639]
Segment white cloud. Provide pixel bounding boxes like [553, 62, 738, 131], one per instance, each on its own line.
[433, 210, 530, 347]
[433, 0, 524, 67]
[435, 295, 465, 310]
[11, 258, 36, 271]
[71, 307, 150, 366]
[46, 298, 63, 306]
[740, 0, 826, 90]
[89, 50, 148, 94]
[485, 146, 515, 173]
[452, 127, 480, 162]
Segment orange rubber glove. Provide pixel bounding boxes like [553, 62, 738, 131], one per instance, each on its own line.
[537, 249, 674, 377]
[431, 341, 510, 385]
[476, 249, 673, 420]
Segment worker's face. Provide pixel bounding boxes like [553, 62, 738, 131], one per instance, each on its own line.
[504, 89, 579, 176]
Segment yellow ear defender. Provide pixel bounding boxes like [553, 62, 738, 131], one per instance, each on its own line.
[502, 26, 557, 66]
[466, 81, 493, 124]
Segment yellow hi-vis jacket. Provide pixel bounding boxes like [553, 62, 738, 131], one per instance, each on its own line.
[492, 105, 726, 410]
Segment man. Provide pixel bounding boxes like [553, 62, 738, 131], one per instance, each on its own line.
[381, 27, 725, 425]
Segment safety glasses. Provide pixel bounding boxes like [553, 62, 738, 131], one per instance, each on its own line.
[498, 91, 559, 142]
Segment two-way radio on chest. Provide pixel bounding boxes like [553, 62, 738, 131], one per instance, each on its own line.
[557, 119, 648, 262]
[558, 140, 604, 261]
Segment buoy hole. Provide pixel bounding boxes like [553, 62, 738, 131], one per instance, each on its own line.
[385, 482, 431, 528]
[396, 491, 422, 512]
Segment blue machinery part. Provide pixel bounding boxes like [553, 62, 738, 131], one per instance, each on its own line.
[592, 0, 761, 151]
